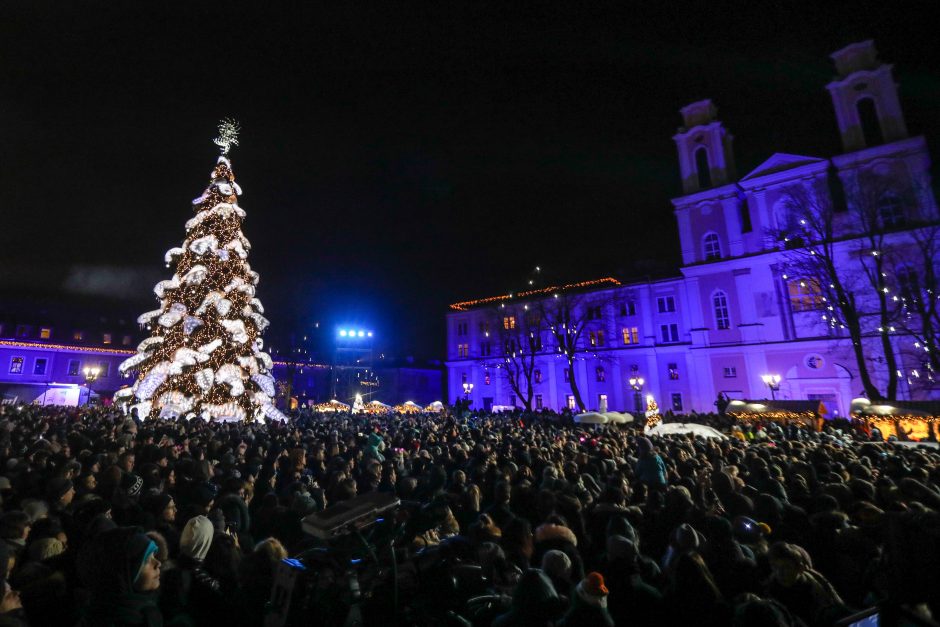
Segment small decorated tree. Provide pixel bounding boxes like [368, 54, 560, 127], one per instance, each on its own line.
[115, 121, 287, 422]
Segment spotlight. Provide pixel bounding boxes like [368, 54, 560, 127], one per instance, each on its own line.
[357, 331, 365, 337]
[367, 331, 373, 337]
[339, 330, 348, 337]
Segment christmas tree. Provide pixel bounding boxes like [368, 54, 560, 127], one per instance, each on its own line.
[115, 121, 287, 422]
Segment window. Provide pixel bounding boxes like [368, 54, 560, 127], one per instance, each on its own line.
[16, 326, 30, 338]
[103, 333, 112, 345]
[73, 330, 84, 341]
[535, 394, 543, 409]
[589, 330, 605, 347]
[695, 147, 711, 189]
[534, 369, 542, 383]
[39, 327, 52, 339]
[620, 301, 636, 316]
[877, 193, 905, 228]
[481, 342, 491, 356]
[484, 372, 491, 385]
[68, 360, 80, 376]
[713, 291, 731, 330]
[703, 233, 722, 260]
[503, 316, 516, 330]
[586, 306, 602, 320]
[479, 321, 490, 334]
[457, 343, 469, 358]
[564, 368, 570, 383]
[668, 363, 679, 380]
[622, 327, 640, 345]
[566, 395, 576, 410]
[596, 366, 606, 382]
[98, 361, 110, 377]
[671, 393, 684, 412]
[525, 312, 541, 327]
[456, 321, 468, 336]
[660, 323, 679, 343]
[122, 335, 132, 346]
[896, 266, 919, 302]
[789, 279, 824, 312]
[9, 357, 24, 374]
[657, 296, 676, 313]
[723, 366, 737, 378]
[34, 358, 48, 375]
[857, 97, 883, 147]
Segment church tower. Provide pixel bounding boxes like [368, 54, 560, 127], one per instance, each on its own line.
[827, 40, 908, 152]
[673, 99, 735, 195]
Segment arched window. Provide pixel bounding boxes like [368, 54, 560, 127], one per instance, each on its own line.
[713, 290, 731, 330]
[789, 278, 824, 312]
[857, 97, 883, 147]
[703, 233, 722, 260]
[877, 192, 905, 228]
[896, 266, 920, 303]
[695, 147, 711, 189]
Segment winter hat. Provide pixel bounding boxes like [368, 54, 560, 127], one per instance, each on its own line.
[21, 498, 49, 523]
[636, 437, 653, 455]
[180, 515, 214, 560]
[144, 493, 173, 518]
[78, 527, 158, 599]
[0, 476, 11, 491]
[291, 493, 317, 516]
[575, 572, 609, 608]
[191, 482, 216, 508]
[46, 477, 73, 502]
[541, 549, 572, 580]
[28, 537, 65, 562]
[673, 523, 701, 552]
[120, 473, 143, 498]
[606, 534, 638, 563]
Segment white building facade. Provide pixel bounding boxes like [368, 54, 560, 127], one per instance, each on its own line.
[445, 41, 939, 417]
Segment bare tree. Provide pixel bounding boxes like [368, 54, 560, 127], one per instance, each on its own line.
[489, 301, 544, 411]
[775, 172, 932, 401]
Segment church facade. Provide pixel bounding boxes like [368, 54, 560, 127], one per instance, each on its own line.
[445, 41, 939, 416]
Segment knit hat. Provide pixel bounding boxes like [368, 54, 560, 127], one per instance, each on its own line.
[541, 549, 572, 579]
[636, 437, 653, 455]
[28, 537, 66, 562]
[120, 473, 143, 498]
[181, 515, 214, 560]
[575, 572, 609, 608]
[46, 477, 73, 502]
[144, 493, 173, 518]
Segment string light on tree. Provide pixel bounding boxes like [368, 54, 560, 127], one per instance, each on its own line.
[114, 121, 287, 423]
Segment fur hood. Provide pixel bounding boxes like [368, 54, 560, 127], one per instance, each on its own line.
[535, 522, 578, 547]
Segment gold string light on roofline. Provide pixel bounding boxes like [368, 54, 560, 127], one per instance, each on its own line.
[449, 277, 622, 311]
[0, 340, 135, 356]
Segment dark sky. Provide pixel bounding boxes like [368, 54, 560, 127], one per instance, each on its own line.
[2, 2, 938, 359]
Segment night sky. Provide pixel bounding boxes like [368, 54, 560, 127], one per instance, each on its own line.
[2, 2, 938, 359]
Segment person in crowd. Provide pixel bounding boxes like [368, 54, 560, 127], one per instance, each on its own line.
[0, 402, 937, 625]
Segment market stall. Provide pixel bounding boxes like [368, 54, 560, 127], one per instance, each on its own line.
[725, 399, 825, 430]
[851, 398, 939, 441]
[364, 400, 391, 414]
[394, 400, 422, 414]
[424, 401, 444, 413]
[313, 399, 351, 413]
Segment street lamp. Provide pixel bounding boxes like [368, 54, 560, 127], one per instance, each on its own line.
[761, 374, 782, 401]
[629, 376, 645, 413]
[462, 382, 474, 400]
[83, 366, 100, 406]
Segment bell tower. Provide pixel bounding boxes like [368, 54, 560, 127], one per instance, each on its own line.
[673, 100, 735, 195]
[827, 40, 908, 153]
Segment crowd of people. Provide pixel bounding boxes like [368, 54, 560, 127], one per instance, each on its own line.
[0, 401, 938, 626]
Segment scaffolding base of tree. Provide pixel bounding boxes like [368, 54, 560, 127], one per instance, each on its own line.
[114, 122, 288, 423]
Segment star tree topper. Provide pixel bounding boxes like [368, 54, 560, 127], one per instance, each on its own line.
[213, 118, 241, 155]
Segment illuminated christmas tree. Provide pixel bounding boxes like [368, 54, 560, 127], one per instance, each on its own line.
[114, 121, 287, 422]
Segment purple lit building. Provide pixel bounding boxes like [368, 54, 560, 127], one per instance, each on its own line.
[446, 41, 939, 416]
